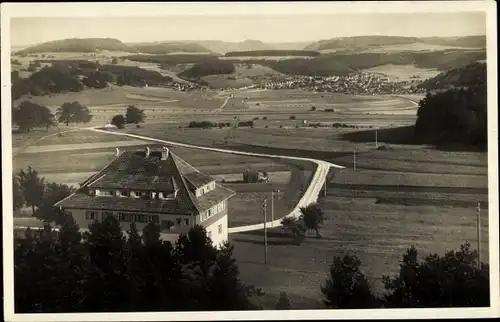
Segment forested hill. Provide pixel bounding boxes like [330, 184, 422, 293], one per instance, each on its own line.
[305, 36, 420, 51]
[15, 38, 136, 54]
[414, 62, 487, 149]
[418, 62, 486, 91]
[305, 35, 486, 51]
[128, 42, 212, 54]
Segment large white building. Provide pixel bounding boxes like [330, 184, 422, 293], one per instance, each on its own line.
[55, 146, 235, 247]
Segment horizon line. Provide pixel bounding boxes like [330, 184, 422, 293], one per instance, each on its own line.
[10, 33, 487, 49]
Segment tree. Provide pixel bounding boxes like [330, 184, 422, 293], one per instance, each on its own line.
[310, 106, 316, 111]
[56, 101, 93, 126]
[321, 252, 379, 309]
[17, 167, 46, 214]
[276, 292, 292, 310]
[111, 114, 126, 129]
[80, 216, 130, 311]
[13, 176, 25, 211]
[35, 183, 76, 225]
[12, 101, 54, 132]
[204, 242, 254, 310]
[111, 57, 118, 64]
[383, 242, 490, 308]
[126, 105, 146, 124]
[280, 217, 306, 245]
[299, 203, 325, 238]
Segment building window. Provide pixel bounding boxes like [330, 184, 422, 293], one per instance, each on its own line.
[218, 224, 222, 235]
[102, 211, 114, 220]
[208, 209, 212, 217]
[148, 215, 159, 223]
[135, 214, 147, 223]
[85, 211, 97, 220]
[176, 218, 182, 225]
[101, 190, 113, 196]
[118, 213, 130, 221]
[184, 218, 190, 226]
[161, 220, 174, 231]
[120, 190, 129, 197]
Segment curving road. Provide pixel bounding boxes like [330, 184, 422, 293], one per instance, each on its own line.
[88, 127, 345, 233]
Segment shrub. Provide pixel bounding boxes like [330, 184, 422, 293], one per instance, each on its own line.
[290, 116, 296, 120]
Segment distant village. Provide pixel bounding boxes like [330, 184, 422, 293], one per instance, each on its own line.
[254, 72, 427, 95]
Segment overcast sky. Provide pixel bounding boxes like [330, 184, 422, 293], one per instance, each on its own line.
[10, 12, 486, 47]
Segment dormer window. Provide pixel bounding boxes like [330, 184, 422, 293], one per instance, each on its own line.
[89, 188, 96, 196]
[120, 190, 130, 197]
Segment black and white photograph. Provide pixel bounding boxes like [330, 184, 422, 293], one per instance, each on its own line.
[1, 1, 498, 320]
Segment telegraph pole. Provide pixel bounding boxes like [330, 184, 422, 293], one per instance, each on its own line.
[477, 201, 481, 267]
[263, 198, 268, 264]
[271, 190, 274, 228]
[353, 150, 356, 172]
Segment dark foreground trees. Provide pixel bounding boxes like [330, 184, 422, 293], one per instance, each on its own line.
[14, 216, 259, 313]
[322, 243, 490, 309]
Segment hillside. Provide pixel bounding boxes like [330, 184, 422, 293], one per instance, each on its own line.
[420, 35, 486, 48]
[129, 42, 212, 54]
[305, 35, 487, 52]
[15, 38, 135, 55]
[247, 49, 486, 77]
[418, 62, 486, 91]
[305, 36, 420, 51]
[194, 40, 272, 54]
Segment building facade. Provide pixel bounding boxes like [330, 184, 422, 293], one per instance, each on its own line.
[55, 147, 235, 247]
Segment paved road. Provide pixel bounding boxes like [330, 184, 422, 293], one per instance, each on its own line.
[89, 127, 345, 233]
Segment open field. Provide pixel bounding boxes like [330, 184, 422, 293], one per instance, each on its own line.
[363, 64, 441, 82]
[229, 145, 489, 309]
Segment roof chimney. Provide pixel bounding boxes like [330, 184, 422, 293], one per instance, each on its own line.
[145, 146, 151, 158]
[161, 146, 169, 160]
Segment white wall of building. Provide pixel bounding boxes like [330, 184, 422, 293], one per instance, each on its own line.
[205, 213, 228, 249]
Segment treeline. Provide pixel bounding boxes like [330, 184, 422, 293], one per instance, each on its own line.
[415, 85, 487, 147]
[125, 54, 219, 65]
[11, 60, 174, 100]
[187, 120, 254, 129]
[418, 62, 486, 90]
[414, 62, 487, 148]
[132, 42, 212, 54]
[12, 101, 93, 132]
[226, 50, 486, 77]
[178, 60, 236, 79]
[224, 50, 320, 57]
[15, 216, 261, 312]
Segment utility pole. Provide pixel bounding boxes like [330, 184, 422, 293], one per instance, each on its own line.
[263, 198, 268, 265]
[324, 177, 327, 196]
[477, 201, 481, 267]
[353, 150, 356, 172]
[375, 129, 378, 149]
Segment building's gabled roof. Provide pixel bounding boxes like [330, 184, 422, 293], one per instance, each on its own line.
[56, 148, 222, 215]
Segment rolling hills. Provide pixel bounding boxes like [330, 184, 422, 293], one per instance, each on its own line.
[305, 35, 486, 52]
[15, 38, 135, 55]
